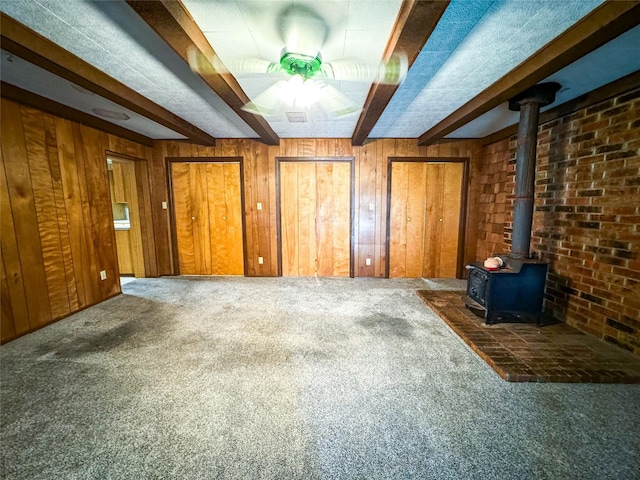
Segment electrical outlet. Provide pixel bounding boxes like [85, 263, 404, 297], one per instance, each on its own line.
[258, 256, 264, 265]
[365, 258, 371, 266]
[161, 201, 167, 210]
[257, 202, 262, 211]
[100, 270, 107, 280]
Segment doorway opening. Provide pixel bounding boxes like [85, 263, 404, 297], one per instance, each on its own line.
[107, 155, 151, 285]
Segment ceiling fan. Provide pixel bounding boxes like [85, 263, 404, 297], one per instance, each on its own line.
[187, 4, 407, 118]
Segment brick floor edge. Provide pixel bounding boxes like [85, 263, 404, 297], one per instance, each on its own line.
[416, 290, 640, 383]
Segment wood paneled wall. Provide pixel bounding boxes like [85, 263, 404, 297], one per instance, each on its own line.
[1, 94, 482, 342]
[153, 138, 482, 278]
[0, 98, 154, 343]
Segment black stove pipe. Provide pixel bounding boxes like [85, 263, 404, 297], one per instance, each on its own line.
[508, 82, 561, 258]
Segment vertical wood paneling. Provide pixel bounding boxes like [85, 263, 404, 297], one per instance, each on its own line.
[112, 163, 127, 203]
[389, 159, 465, 278]
[315, 162, 334, 276]
[331, 162, 351, 276]
[43, 114, 79, 312]
[150, 142, 172, 275]
[208, 164, 227, 274]
[1, 101, 52, 327]
[297, 162, 317, 276]
[357, 143, 376, 276]
[120, 160, 147, 278]
[133, 159, 158, 277]
[1, 98, 156, 343]
[170, 161, 244, 276]
[0, 151, 30, 335]
[156, 138, 479, 283]
[21, 107, 71, 319]
[255, 143, 273, 276]
[191, 163, 212, 274]
[0, 252, 16, 342]
[280, 162, 299, 276]
[389, 162, 408, 277]
[223, 163, 244, 275]
[71, 122, 101, 307]
[406, 163, 427, 277]
[171, 163, 196, 274]
[243, 147, 257, 276]
[115, 230, 135, 274]
[441, 163, 464, 275]
[81, 126, 119, 297]
[423, 165, 444, 277]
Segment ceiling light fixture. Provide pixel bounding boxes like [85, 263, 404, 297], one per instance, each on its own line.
[277, 74, 323, 108]
[72, 84, 96, 95]
[92, 108, 130, 120]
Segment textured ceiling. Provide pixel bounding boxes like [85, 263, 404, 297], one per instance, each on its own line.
[371, 0, 606, 137]
[181, 0, 403, 138]
[0, 0, 637, 143]
[0, 0, 255, 139]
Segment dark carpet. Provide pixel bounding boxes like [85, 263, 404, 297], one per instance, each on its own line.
[1, 277, 639, 479]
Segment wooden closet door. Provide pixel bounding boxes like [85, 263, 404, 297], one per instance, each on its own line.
[389, 161, 463, 278]
[171, 162, 244, 275]
[207, 163, 244, 275]
[280, 161, 351, 277]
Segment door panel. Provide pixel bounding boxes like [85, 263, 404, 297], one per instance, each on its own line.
[171, 163, 196, 274]
[280, 161, 351, 277]
[221, 164, 244, 275]
[189, 163, 212, 275]
[280, 162, 299, 276]
[171, 162, 244, 275]
[390, 161, 463, 278]
[389, 162, 408, 277]
[331, 163, 351, 276]
[406, 163, 427, 278]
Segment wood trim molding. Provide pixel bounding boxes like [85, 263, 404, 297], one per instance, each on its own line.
[126, 0, 280, 146]
[351, 0, 449, 146]
[1, 82, 154, 147]
[385, 156, 469, 279]
[481, 69, 640, 146]
[418, 1, 640, 145]
[0, 12, 217, 146]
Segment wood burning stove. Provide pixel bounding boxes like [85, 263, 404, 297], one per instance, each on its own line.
[465, 82, 560, 326]
[465, 257, 548, 325]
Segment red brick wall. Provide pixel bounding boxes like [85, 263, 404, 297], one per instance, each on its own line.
[476, 87, 640, 355]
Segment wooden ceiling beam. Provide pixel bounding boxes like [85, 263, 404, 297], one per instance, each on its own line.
[480, 69, 640, 146]
[1, 82, 154, 147]
[126, 0, 280, 146]
[351, 0, 449, 146]
[0, 12, 217, 146]
[418, 1, 640, 146]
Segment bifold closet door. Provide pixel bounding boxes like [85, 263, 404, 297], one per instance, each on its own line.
[280, 161, 350, 277]
[389, 162, 463, 278]
[171, 162, 244, 275]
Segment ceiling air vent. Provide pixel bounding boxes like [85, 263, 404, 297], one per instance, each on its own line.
[285, 111, 308, 123]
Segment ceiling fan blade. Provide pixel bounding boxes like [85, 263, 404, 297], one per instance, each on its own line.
[241, 82, 287, 116]
[321, 53, 408, 85]
[316, 83, 359, 117]
[187, 47, 284, 77]
[186, 46, 228, 74]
